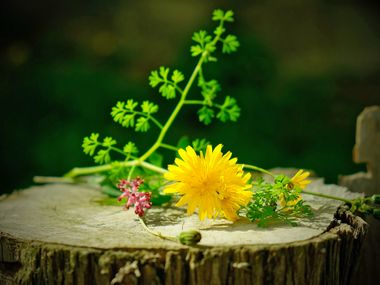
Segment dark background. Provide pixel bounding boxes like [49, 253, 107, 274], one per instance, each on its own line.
[1, 0, 379, 194]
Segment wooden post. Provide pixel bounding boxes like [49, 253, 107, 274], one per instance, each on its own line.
[340, 106, 380, 195]
[0, 180, 367, 285]
[339, 105, 380, 285]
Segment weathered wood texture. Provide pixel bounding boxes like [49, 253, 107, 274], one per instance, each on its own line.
[339, 106, 380, 285]
[0, 182, 367, 285]
[339, 105, 380, 195]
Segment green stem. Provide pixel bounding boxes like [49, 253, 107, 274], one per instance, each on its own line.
[127, 165, 136, 180]
[64, 160, 167, 178]
[139, 52, 207, 161]
[243, 164, 275, 177]
[175, 86, 184, 94]
[302, 190, 352, 204]
[133, 112, 163, 129]
[139, 217, 177, 242]
[183, 100, 223, 109]
[183, 100, 205, 105]
[110, 146, 129, 157]
[164, 80, 184, 95]
[33, 176, 75, 184]
[160, 143, 179, 152]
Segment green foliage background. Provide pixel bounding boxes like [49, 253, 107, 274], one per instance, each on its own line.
[1, 0, 379, 193]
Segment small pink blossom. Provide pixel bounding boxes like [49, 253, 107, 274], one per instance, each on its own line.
[117, 178, 152, 217]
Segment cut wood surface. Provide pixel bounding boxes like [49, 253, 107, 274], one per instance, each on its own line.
[0, 180, 367, 285]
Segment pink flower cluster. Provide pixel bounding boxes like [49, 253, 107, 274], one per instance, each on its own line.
[117, 178, 152, 217]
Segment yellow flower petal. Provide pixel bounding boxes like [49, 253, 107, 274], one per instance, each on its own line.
[164, 144, 252, 221]
[290, 169, 311, 189]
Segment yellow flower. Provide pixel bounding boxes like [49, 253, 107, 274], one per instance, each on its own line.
[279, 193, 301, 208]
[164, 144, 252, 221]
[289, 169, 311, 190]
[279, 169, 311, 208]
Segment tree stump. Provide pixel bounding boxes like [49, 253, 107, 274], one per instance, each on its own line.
[0, 180, 367, 285]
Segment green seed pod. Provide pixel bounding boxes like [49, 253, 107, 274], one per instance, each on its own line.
[178, 230, 202, 246]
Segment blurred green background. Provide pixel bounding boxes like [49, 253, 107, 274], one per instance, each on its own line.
[1, 0, 379, 193]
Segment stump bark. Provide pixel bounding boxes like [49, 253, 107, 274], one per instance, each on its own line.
[0, 181, 367, 285]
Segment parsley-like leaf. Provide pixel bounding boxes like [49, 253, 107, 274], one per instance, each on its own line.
[149, 67, 184, 99]
[212, 9, 234, 22]
[192, 30, 212, 46]
[177, 136, 190, 149]
[149, 70, 161, 87]
[192, 138, 210, 152]
[223, 10, 235, 22]
[191, 30, 213, 58]
[222, 34, 240, 54]
[111, 100, 138, 128]
[135, 117, 150, 132]
[123, 142, 138, 155]
[159, 84, 176, 99]
[190, 45, 203, 57]
[82, 133, 99, 156]
[212, 9, 225, 21]
[246, 176, 313, 227]
[159, 66, 169, 79]
[200, 79, 221, 104]
[141, 101, 159, 114]
[94, 149, 111, 165]
[102, 137, 117, 148]
[214, 26, 226, 36]
[198, 106, 214, 125]
[217, 96, 241, 122]
[171, 70, 184, 84]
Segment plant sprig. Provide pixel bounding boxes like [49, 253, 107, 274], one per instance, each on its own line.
[67, 9, 241, 180]
[244, 176, 312, 227]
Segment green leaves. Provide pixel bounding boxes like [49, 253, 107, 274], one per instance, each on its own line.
[141, 101, 159, 114]
[176, 137, 210, 153]
[192, 30, 212, 45]
[222, 34, 240, 54]
[111, 100, 137, 128]
[135, 117, 150, 132]
[172, 70, 185, 84]
[82, 133, 117, 164]
[196, 91, 241, 125]
[245, 176, 313, 227]
[190, 9, 237, 60]
[123, 142, 138, 155]
[187, 9, 240, 126]
[212, 9, 234, 22]
[111, 99, 160, 132]
[94, 149, 112, 165]
[190, 30, 217, 62]
[190, 30, 214, 57]
[216, 96, 240, 122]
[82, 133, 99, 156]
[149, 67, 184, 99]
[199, 79, 220, 105]
[82, 133, 139, 165]
[197, 106, 214, 125]
[191, 138, 209, 152]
